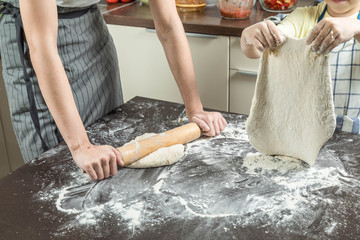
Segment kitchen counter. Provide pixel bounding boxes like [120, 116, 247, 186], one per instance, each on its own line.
[101, 0, 315, 37]
[0, 97, 359, 240]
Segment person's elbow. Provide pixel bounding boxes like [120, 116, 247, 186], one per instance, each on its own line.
[155, 17, 183, 43]
[27, 35, 58, 60]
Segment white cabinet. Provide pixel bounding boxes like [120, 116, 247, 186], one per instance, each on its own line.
[229, 37, 259, 115]
[108, 25, 229, 112]
[108, 26, 260, 115]
[230, 37, 259, 72]
[230, 69, 257, 115]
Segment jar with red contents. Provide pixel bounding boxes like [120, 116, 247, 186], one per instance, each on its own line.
[259, 0, 296, 12]
[218, 0, 254, 19]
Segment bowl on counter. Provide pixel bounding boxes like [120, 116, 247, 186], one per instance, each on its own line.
[259, 0, 296, 12]
[218, 0, 254, 19]
[176, 0, 206, 12]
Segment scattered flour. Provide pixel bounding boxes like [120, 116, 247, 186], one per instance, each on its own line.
[40, 114, 358, 239]
[243, 153, 307, 174]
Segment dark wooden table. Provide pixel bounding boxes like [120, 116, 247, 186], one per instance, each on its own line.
[0, 97, 359, 240]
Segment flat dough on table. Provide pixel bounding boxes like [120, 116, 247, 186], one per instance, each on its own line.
[125, 133, 185, 168]
[245, 36, 336, 166]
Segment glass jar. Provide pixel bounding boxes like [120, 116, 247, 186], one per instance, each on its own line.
[218, 0, 254, 19]
[206, 0, 217, 6]
[176, 0, 206, 12]
[259, 0, 296, 12]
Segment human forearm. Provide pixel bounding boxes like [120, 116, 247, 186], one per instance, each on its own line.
[158, 25, 203, 114]
[158, 28, 229, 134]
[148, 0, 227, 136]
[149, 0, 203, 115]
[20, 0, 123, 180]
[30, 49, 89, 151]
[31, 50, 123, 179]
[19, 0, 88, 150]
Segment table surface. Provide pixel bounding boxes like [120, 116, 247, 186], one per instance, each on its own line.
[0, 97, 360, 240]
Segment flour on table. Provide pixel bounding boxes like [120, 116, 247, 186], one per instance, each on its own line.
[125, 133, 185, 168]
[243, 152, 307, 174]
[245, 36, 336, 165]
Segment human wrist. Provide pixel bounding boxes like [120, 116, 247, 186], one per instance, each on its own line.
[67, 135, 91, 153]
[185, 102, 203, 117]
[182, 94, 203, 115]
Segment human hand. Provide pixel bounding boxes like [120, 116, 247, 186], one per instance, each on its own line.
[187, 110, 227, 136]
[306, 17, 360, 54]
[241, 20, 285, 52]
[71, 143, 124, 180]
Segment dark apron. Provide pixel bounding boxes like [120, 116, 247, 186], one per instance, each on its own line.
[0, 1, 93, 151]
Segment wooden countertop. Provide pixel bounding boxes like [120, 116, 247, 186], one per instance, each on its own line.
[101, 0, 315, 37]
[0, 97, 359, 239]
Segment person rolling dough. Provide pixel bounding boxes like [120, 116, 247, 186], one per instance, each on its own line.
[0, 0, 227, 180]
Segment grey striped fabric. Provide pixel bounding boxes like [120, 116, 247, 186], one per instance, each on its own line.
[0, 3, 123, 162]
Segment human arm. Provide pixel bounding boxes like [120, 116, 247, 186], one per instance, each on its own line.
[241, 20, 284, 59]
[19, 0, 123, 180]
[306, 17, 360, 54]
[148, 0, 227, 136]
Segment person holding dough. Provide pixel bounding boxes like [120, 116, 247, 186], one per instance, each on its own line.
[0, 0, 227, 180]
[241, 0, 360, 133]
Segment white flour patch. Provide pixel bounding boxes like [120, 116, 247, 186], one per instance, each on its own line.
[76, 208, 101, 225]
[220, 122, 248, 141]
[325, 221, 337, 234]
[177, 196, 237, 218]
[153, 180, 165, 194]
[243, 154, 307, 174]
[237, 166, 343, 225]
[36, 165, 92, 205]
[118, 201, 143, 227]
[56, 187, 83, 214]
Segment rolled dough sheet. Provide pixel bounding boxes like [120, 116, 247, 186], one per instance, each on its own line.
[245, 36, 336, 166]
[125, 133, 185, 168]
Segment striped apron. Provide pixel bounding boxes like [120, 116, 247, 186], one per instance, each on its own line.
[0, 1, 123, 162]
[318, 6, 360, 134]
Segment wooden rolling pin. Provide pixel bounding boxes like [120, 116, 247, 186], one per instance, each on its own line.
[117, 123, 201, 166]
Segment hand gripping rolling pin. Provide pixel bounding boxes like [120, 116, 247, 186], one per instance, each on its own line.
[59, 123, 201, 211]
